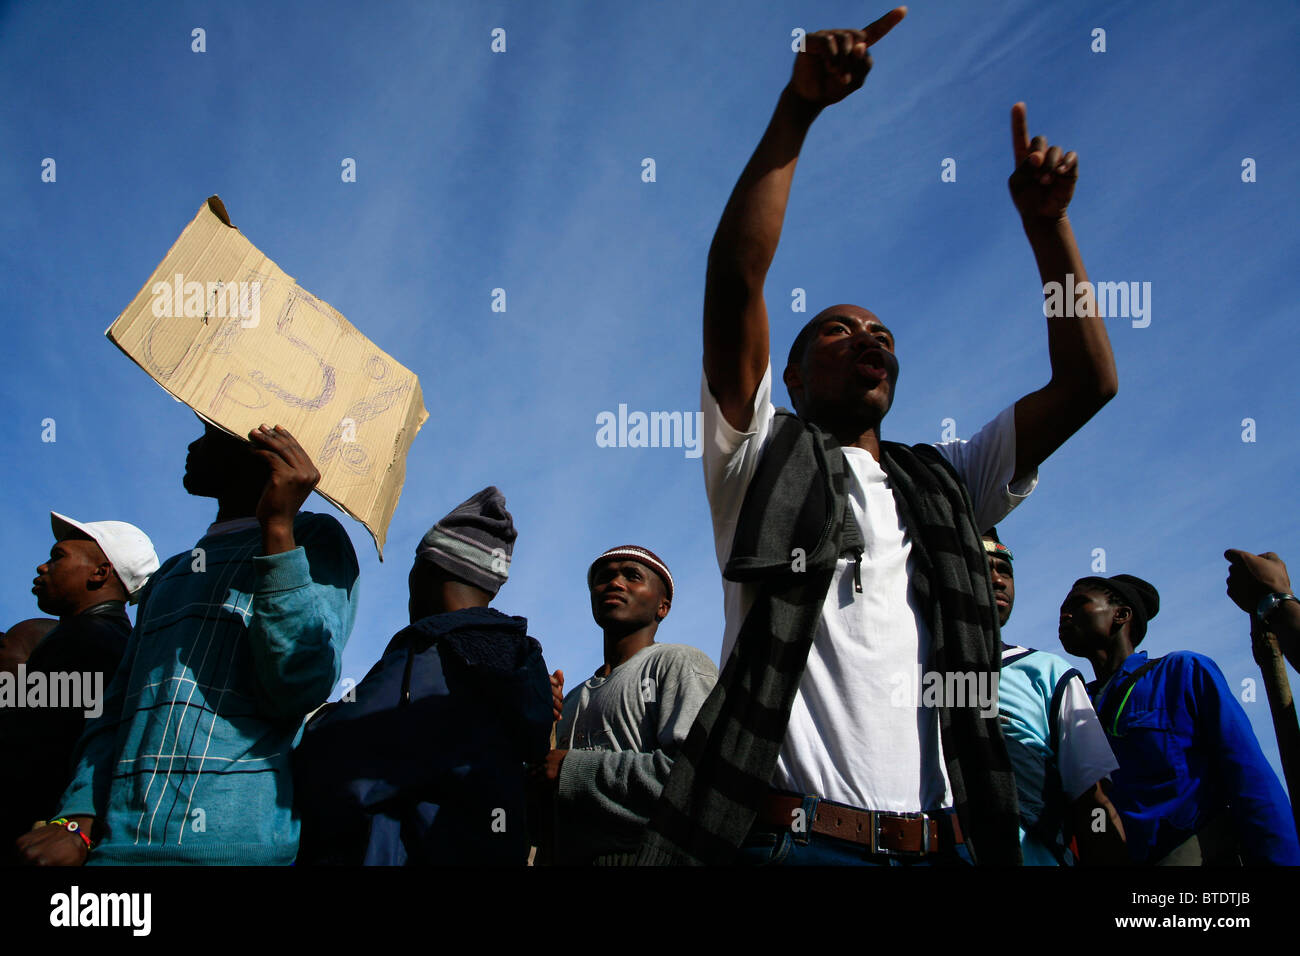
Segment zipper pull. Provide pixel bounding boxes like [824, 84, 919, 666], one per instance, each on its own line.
[401, 646, 414, 705]
[853, 550, 863, 593]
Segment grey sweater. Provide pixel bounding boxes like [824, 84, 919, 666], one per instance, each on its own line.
[554, 643, 718, 864]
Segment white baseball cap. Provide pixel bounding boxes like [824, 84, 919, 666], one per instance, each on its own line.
[50, 512, 161, 605]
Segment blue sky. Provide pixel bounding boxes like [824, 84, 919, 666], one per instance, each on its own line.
[3, 0, 1299, 792]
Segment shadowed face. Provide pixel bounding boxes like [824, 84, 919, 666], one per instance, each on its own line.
[183, 422, 266, 499]
[783, 305, 899, 427]
[985, 548, 1015, 628]
[33, 538, 108, 616]
[1058, 586, 1125, 657]
[589, 559, 669, 631]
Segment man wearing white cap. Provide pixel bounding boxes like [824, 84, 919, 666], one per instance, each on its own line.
[2, 512, 159, 860]
[41, 513, 160, 609]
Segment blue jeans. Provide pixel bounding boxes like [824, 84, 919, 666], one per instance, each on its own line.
[737, 829, 974, 865]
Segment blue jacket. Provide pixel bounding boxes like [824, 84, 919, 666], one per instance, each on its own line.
[293, 606, 553, 865]
[58, 513, 359, 865]
[1089, 650, 1300, 864]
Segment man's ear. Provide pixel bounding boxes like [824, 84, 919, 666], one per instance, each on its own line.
[782, 363, 804, 412]
[88, 560, 113, 590]
[1112, 605, 1132, 633]
[782, 362, 801, 392]
[655, 598, 671, 623]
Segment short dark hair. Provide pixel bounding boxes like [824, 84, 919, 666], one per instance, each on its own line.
[786, 316, 824, 371]
[784, 317, 827, 417]
[1080, 581, 1146, 646]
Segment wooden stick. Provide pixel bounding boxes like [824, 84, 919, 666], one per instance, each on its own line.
[1252, 621, 1300, 837]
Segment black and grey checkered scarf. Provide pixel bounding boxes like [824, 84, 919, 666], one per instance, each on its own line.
[637, 410, 1020, 865]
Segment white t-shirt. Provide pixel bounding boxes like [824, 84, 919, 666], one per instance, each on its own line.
[999, 643, 1119, 864]
[1054, 676, 1119, 802]
[703, 365, 1037, 812]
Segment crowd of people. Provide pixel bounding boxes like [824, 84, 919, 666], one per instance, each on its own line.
[3, 12, 1298, 866]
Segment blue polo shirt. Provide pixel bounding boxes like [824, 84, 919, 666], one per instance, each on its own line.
[1089, 650, 1300, 864]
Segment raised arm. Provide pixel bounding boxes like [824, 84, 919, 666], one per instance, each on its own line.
[704, 10, 906, 429]
[1226, 550, 1300, 672]
[245, 426, 360, 719]
[1008, 103, 1119, 483]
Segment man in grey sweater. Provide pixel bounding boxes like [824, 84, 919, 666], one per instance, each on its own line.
[534, 545, 718, 864]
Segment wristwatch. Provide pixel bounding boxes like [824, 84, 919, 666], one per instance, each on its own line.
[1255, 592, 1299, 624]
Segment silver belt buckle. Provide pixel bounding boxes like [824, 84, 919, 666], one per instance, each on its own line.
[874, 811, 930, 858]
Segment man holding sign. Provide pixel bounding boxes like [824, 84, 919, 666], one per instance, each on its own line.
[640, 8, 1118, 865]
[18, 421, 359, 866]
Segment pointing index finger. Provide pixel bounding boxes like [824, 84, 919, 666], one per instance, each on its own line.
[862, 6, 907, 46]
[1011, 102, 1030, 165]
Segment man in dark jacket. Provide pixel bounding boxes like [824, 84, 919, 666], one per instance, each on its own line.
[294, 487, 553, 865]
[3, 512, 158, 861]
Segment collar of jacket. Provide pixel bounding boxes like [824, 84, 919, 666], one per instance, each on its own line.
[392, 605, 521, 640]
[1090, 649, 1149, 703]
[75, 600, 129, 620]
[386, 606, 536, 675]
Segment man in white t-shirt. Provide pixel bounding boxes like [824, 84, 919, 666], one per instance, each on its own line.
[639, 11, 1117, 866]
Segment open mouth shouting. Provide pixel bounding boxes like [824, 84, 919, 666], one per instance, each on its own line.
[855, 348, 896, 383]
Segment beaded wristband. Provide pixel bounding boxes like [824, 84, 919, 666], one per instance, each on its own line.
[46, 817, 93, 850]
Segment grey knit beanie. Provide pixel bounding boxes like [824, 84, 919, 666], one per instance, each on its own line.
[414, 486, 516, 595]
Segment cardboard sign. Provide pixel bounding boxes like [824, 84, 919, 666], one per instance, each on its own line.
[106, 196, 428, 559]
